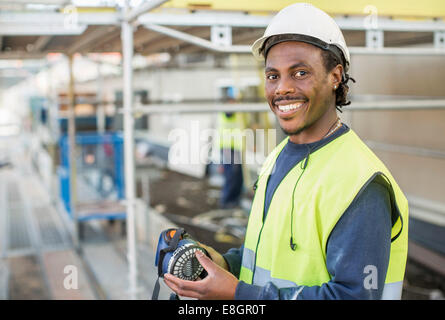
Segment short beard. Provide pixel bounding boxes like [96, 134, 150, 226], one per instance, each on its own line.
[280, 123, 309, 137]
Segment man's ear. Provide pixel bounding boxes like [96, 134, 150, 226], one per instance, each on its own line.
[331, 64, 343, 88]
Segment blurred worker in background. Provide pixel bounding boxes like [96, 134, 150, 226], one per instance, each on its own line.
[218, 87, 244, 209]
[164, 3, 409, 300]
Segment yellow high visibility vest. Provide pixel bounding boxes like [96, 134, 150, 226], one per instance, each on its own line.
[239, 129, 409, 299]
[218, 112, 243, 151]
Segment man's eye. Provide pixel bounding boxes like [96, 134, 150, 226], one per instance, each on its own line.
[266, 74, 278, 80]
[295, 70, 307, 77]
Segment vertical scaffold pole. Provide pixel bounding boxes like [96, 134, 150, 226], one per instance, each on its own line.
[121, 15, 138, 300]
[67, 54, 79, 252]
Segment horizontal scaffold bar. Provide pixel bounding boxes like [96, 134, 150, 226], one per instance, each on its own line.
[129, 99, 445, 114]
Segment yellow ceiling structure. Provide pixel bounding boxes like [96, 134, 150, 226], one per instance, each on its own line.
[160, 0, 445, 19]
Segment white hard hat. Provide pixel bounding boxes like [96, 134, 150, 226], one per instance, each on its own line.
[251, 3, 350, 72]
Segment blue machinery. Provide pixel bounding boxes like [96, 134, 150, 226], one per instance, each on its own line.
[58, 132, 126, 235]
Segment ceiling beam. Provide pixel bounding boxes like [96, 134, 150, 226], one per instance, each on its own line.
[138, 34, 191, 55]
[87, 28, 122, 52]
[139, 26, 208, 55]
[232, 28, 265, 45]
[96, 26, 162, 53]
[66, 26, 117, 55]
[30, 35, 52, 52]
[143, 24, 251, 53]
[93, 26, 195, 53]
[138, 12, 271, 28]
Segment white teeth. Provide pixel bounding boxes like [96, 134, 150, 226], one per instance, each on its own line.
[278, 102, 305, 112]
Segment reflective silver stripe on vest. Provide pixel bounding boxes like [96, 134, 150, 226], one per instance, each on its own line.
[381, 281, 403, 300]
[253, 266, 298, 288]
[241, 247, 256, 271]
[242, 248, 298, 288]
[243, 245, 403, 299]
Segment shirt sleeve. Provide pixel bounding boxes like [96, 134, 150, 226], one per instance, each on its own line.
[222, 245, 244, 278]
[234, 179, 392, 300]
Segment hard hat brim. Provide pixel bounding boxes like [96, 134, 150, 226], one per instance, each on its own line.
[251, 36, 268, 61]
[251, 33, 349, 73]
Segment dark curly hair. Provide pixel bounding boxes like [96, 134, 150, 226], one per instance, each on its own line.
[320, 49, 356, 112]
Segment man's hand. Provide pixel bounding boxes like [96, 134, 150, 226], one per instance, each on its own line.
[163, 250, 238, 300]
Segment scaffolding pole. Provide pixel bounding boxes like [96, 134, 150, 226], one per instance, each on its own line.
[121, 0, 171, 300]
[67, 54, 79, 252]
[121, 17, 138, 300]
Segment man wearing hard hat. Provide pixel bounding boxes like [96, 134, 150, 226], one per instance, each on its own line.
[164, 3, 409, 300]
[218, 86, 245, 209]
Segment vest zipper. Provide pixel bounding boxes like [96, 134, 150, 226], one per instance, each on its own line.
[251, 173, 272, 283]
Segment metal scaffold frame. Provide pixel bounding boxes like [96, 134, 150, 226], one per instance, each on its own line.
[120, 0, 171, 300]
[2, 5, 445, 56]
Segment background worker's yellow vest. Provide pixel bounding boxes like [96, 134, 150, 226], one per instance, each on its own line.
[239, 130, 409, 299]
[218, 112, 243, 151]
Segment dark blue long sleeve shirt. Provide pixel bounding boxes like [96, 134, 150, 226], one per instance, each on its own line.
[223, 125, 392, 299]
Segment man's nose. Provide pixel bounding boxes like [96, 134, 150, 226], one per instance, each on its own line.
[275, 77, 295, 95]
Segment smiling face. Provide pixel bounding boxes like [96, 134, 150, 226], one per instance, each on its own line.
[265, 41, 342, 144]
